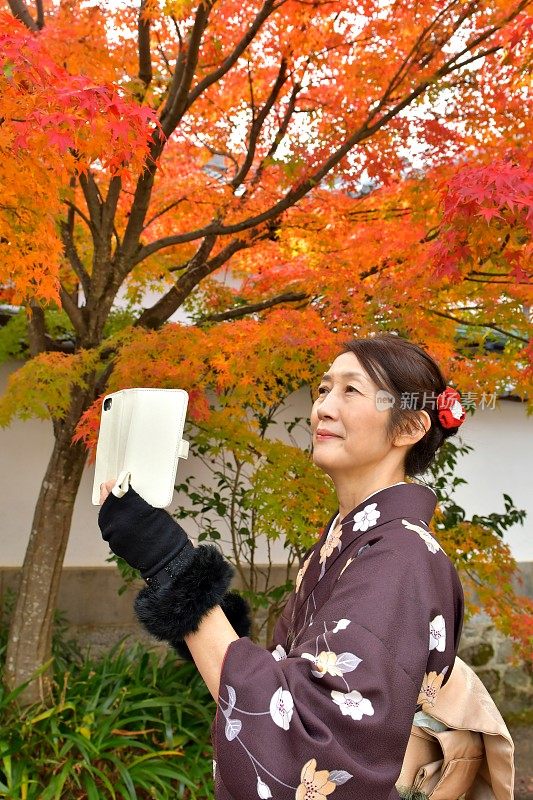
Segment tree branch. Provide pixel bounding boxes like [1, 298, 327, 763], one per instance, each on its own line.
[197, 138, 241, 179]
[449, 43, 501, 71]
[85, 0, 526, 322]
[138, 0, 153, 87]
[7, 0, 38, 30]
[63, 200, 93, 233]
[160, 0, 214, 135]
[134, 80, 430, 263]
[135, 233, 218, 328]
[142, 198, 187, 231]
[250, 77, 303, 188]
[198, 291, 310, 324]
[470, 271, 511, 277]
[59, 284, 88, 340]
[101, 175, 122, 248]
[78, 172, 102, 231]
[424, 308, 528, 343]
[59, 220, 91, 298]
[35, 0, 44, 28]
[135, 235, 253, 329]
[371, 0, 463, 116]
[135, 7, 518, 266]
[464, 277, 530, 285]
[231, 58, 288, 190]
[170, 0, 281, 127]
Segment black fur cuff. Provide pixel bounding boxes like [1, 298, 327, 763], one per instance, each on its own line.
[171, 591, 252, 661]
[134, 544, 234, 643]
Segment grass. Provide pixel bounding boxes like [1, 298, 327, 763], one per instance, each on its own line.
[0, 638, 215, 799]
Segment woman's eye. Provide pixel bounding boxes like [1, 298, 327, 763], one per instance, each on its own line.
[346, 385, 360, 394]
[317, 386, 328, 396]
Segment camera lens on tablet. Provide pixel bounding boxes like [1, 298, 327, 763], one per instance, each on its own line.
[103, 398, 112, 411]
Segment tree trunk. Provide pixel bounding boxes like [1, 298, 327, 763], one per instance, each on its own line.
[4, 388, 92, 705]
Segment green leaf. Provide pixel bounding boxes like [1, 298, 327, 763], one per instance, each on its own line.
[3, 61, 14, 79]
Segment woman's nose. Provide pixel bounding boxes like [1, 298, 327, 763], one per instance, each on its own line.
[317, 391, 339, 419]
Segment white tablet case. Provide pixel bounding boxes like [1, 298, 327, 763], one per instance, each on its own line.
[92, 388, 189, 508]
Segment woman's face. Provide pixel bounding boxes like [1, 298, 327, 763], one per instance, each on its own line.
[310, 351, 394, 480]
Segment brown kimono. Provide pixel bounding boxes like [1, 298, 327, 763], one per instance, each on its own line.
[212, 483, 464, 800]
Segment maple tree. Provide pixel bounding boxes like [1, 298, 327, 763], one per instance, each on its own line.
[0, 0, 531, 703]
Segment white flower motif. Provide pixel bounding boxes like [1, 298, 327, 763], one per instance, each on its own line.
[331, 689, 374, 720]
[302, 649, 361, 678]
[302, 650, 342, 677]
[352, 503, 380, 532]
[402, 519, 442, 553]
[269, 687, 294, 730]
[332, 619, 351, 634]
[257, 776, 272, 798]
[212, 759, 217, 779]
[429, 614, 446, 652]
[272, 644, 287, 661]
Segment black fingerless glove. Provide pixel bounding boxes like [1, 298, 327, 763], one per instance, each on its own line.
[98, 485, 251, 646]
[98, 486, 194, 585]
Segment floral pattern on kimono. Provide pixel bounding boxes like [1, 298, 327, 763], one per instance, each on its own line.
[212, 483, 464, 800]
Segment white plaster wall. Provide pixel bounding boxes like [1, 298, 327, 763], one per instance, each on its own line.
[1, 362, 531, 566]
[451, 400, 532, 562]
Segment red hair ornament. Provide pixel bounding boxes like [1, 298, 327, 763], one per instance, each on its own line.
[437, 387, 466, 429]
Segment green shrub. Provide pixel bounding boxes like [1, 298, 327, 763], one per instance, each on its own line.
[0, 640, 215, 799]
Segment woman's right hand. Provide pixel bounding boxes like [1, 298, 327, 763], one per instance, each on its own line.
[99, 479, 116, 505]
[97, 485, 193, 581]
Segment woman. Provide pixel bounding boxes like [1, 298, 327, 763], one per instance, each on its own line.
[99, 333, 466, 800]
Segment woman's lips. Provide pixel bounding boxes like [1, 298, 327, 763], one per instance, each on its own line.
[315, 430, 342, 439]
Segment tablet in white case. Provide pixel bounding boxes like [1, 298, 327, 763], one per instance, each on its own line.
[92, 388, 189, 508]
